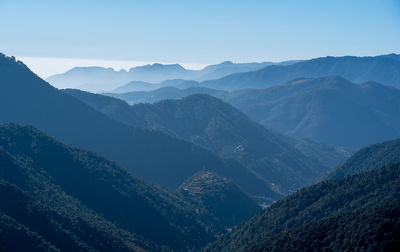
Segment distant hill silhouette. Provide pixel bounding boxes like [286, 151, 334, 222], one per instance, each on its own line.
[65, 90, 340, 195]
[206, 162, 400, 251]
[0, 53, 278, 202]
[46, 60, 300, 92]
[0, 123, 213, 251]
[202, 54, 400, 90]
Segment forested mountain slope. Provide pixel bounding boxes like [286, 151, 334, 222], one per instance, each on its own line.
[0, 123, 213, 251]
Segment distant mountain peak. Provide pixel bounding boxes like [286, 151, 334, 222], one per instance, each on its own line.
[220, 61, 234, 65]
[129, 63, 186, 72]
[66, 66, 116, 73]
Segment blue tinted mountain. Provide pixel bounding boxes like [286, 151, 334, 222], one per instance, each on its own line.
[111, 79, 200, 94]
[104, 74, 400, 150]
[65, 89, 335, 195]
[221, 76, 400, 149]
[105, 86, 227, 104]
[46, 60, 299, 92]
[202, 54, 400, 91]
[0, 53, 278, 202]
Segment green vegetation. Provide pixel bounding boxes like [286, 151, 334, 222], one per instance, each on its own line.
[327, 138, 400, 179]
[250, 199, 400, 251]
[205, 163, 400, 251]
[0, 123, 214, 251]
[177, 171, 261, 233]
[0, 53, 273, 203]
[65, 89, 333, 197]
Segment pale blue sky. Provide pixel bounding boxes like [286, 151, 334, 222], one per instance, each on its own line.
[0, 0, 399, 76]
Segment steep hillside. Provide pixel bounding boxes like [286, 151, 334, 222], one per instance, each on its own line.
[250, 199, 400, 251]
[327, 138, 400, 179]
[65, 89, 331, 195]
[0, 53, 277, 202]
[177, 171, 261, 232]
[0, 123, 214, 251]
[202, 55, 400, 90]
[205, 162, 400, 251]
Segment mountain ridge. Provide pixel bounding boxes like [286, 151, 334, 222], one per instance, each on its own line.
[0, 53, 279, 203]
[65, 89, 338, 195]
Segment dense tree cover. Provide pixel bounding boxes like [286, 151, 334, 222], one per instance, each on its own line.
[0, 53, 273, 202]
[251, 199, 400, 251]
[177, 171, 261, 233]
[0, 123, 216, 251]
[205, 163, 400, 251]
[327, 138, 400, 179]
[65, 89, 335, 197]
[0, 209, 60, 252]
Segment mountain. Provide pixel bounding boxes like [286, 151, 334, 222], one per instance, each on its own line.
[194, 60, 302, 81]
[205, 162, 400, 251]
[177, 171, 261, 232]
[327, 138, 400, 179]
[381, 53, 400, 62]
[111, 79, 200, 94]
[105, 86, 228, 104]
[0, 53, 277, 203]
[46, 63, 192, 92]
[126, 63, 191, 83]
[249, 199, 400, 251]
[103, 75, 400, 150]
[46, 66, 131, 92]
[202, 54, 400, 90]
[65, 89, 335, 195]
[0, 123, 213, 251]
[107, 85, 351, 168]
[222, 76, 400, 149]
[46, 60, 300, 92]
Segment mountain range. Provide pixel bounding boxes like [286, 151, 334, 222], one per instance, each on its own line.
[46, 60, 300, 92]
[105, 86, 226, 104]
[3, 51, 400, 251]
[205, 146, 400, 251]
[107, 76, 400, 149]
[65, 89, 346, 195]
[202, 54, 400, 91]
[0, 53, 279, 203]
[223, 76, 400, 149]
[0, 123, 212, 251]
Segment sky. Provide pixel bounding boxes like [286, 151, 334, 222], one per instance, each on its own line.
[0, 0, 399, 78]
